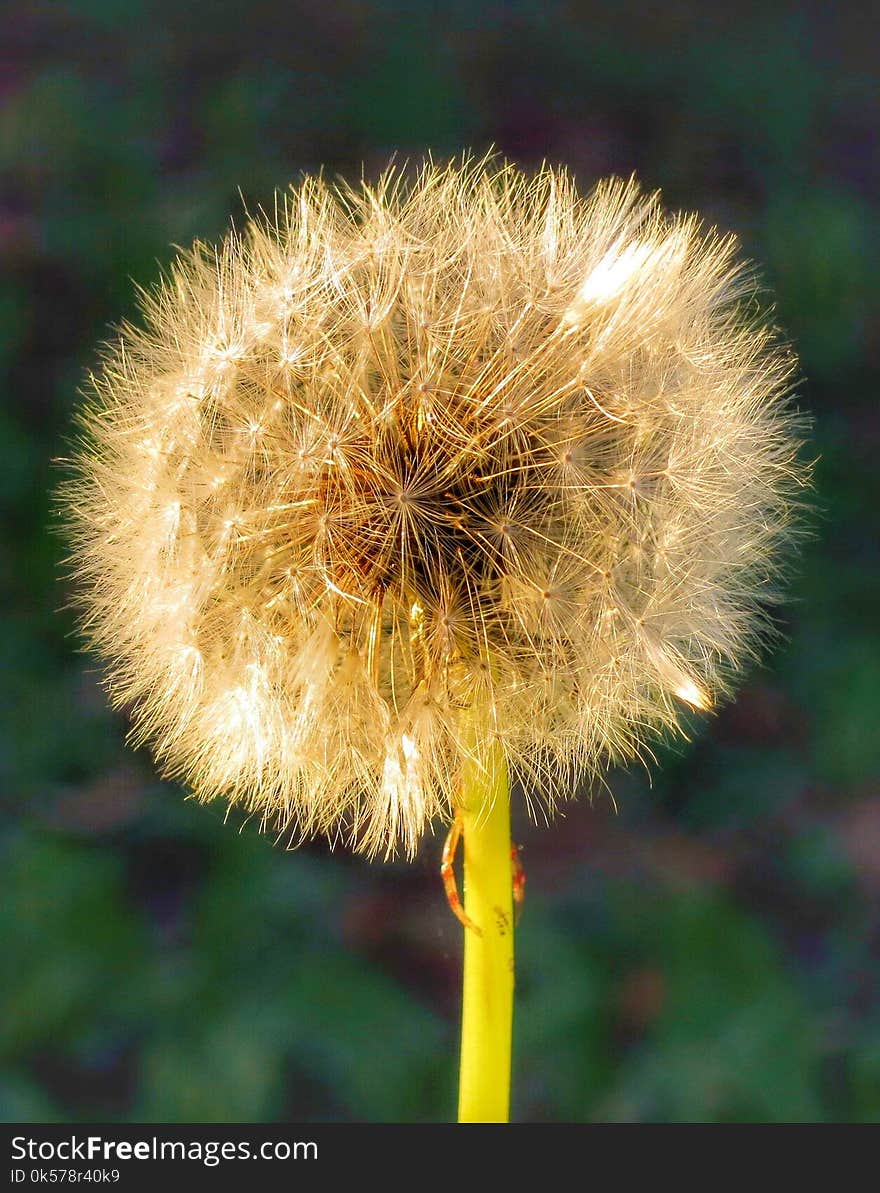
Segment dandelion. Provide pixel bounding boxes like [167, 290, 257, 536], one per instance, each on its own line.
[62, 155, 809, 1122]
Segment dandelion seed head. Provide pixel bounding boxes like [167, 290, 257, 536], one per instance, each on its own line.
[63, 155, 809, 856]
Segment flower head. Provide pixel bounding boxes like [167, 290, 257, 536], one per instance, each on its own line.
[64, 156, 808, 856]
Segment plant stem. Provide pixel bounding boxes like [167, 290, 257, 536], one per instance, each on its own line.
[457, 738, 514, 1123]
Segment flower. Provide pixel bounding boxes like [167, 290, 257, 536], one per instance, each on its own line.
[64, 156, 809, 857]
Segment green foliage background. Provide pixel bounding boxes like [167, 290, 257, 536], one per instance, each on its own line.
[2, 0, 878, 1122]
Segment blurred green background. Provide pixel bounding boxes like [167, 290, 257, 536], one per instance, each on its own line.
[2, 0, 878, 1123]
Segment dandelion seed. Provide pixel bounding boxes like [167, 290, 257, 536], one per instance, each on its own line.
[62, 155, 809, 859]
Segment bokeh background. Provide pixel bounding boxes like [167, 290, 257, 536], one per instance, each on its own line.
[2, 0, 878, 1123]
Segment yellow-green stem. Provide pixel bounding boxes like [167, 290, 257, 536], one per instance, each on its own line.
[457, 739, 513, 1123]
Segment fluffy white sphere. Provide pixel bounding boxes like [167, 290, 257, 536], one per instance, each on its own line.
[65, 157, 809, 856]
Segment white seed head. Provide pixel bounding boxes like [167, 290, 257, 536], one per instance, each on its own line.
[63, 155, 809, 857]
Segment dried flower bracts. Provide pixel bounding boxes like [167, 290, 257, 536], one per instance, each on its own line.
[64, 156, 808, 856]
